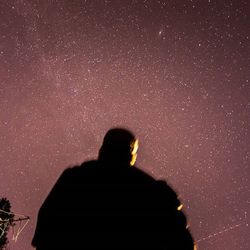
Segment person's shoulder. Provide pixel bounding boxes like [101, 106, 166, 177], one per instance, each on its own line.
[68, 160, 98, 171]
[130, 166, 169, 187]
[156, 179, 176, 194]
[130, 166, 156, 182]
[60, 160, 99, 177]
[76, 160, 102, 175]
[156, 180, 180, 203]
[130, 166, 168, 189]
[131, 167, 180, 206]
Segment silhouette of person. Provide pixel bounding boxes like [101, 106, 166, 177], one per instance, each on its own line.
[32, 128, 196, 249]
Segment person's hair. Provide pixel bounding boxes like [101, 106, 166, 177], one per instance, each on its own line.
[98, 128, 136, 165]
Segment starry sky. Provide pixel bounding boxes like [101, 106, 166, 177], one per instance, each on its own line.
[0, 0, 249, 249]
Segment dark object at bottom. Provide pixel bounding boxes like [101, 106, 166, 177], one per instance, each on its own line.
[33, 161, 194, 250]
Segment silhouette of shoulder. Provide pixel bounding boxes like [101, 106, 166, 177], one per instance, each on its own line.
[33, 161, 194, 249]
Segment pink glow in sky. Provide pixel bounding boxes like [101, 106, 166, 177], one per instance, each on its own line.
[0, 1, 249, 249]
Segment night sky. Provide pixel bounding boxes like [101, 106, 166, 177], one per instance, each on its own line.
[0, 0, 249, 249]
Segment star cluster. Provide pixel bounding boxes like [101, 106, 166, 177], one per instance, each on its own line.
[0, 1, 249, 249]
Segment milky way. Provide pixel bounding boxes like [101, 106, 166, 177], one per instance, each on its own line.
[0, 1, 249, 249]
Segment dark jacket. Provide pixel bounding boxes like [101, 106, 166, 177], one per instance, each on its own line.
[32, 160, 194, 249]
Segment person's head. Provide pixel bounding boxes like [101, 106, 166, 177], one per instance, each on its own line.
[98, 128, 139, 166]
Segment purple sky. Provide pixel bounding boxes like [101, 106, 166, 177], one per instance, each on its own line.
[0, 1, 249, 249]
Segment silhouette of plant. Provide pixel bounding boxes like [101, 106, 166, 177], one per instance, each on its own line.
[0, 198, 14, 250]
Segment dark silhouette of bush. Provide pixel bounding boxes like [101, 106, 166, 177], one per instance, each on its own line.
[0, 198, 14, 250]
